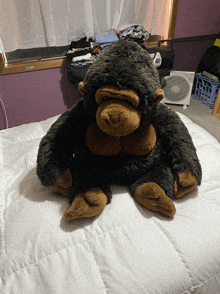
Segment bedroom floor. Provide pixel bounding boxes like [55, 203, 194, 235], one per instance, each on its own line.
[167, 96, 220, 143]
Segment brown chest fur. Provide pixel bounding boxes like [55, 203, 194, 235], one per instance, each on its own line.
[86, 122, 156, 156]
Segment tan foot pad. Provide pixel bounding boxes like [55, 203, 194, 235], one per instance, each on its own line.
[174, 171, 198, 199]
[64, 188, 108, 220]
[134, 182, 176, 217]
[49, 184, 69, 197]
[50, 169, 72, 197]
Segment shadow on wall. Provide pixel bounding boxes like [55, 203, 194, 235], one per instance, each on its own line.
[59, 66, 80, 109]
[173, 38, 216, 73]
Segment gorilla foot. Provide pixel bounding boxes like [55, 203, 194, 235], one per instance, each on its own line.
[49, 169, 72, 197]
[64, 188, 107, 220]
[174, 171, 198, 199]
[134, 182, 176, 217]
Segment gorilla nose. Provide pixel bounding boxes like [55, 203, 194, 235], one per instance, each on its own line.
[104, 112, 122, 126]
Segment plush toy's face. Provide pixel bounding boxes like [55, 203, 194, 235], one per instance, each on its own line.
[78, 82, 164, 137]
[95, 85, 141, 136]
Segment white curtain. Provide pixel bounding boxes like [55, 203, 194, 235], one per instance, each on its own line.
[0, 0, 169, 53]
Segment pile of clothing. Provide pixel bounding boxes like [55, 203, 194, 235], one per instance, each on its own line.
[89, 29, 119, 52]
[66, 37, 93, 67]
[66, 37, 94, 87]
[67, 29, 119, 67]
[67, 30, 119, 88]
[118, 25, 149, 43]
[66, 26, 151, 88]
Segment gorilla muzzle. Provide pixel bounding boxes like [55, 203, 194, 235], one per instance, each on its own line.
[95, 86, 141, 136]
[96, 99, 141, 136]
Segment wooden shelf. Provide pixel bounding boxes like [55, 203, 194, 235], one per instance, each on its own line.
[158, 33, 219, 47]
[0, 56, 68, 75]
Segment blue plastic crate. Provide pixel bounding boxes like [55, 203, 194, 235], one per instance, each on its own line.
[193, 73, 220, 107]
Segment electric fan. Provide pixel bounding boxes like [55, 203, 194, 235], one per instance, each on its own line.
[161, 71, 195, 108]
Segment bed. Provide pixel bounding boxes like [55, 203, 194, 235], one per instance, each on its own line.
[1, 112, 220, 294]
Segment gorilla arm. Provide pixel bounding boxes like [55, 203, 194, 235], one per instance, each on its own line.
[154, 104, 202, 198]
[37, 100, 91, 193]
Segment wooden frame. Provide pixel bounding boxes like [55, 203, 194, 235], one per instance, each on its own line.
[168, 0, 178, 40]
[212, 89, 220, 120]
[0, 54, 4, 73]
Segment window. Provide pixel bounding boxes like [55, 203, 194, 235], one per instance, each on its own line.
[0, 0, 177, 75]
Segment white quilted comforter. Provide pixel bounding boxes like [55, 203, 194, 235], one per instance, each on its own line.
[1, 113, 220, 294]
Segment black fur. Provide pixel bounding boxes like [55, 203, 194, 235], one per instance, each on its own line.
[37, 40, 202, 204]
[83, 39, 160, 125]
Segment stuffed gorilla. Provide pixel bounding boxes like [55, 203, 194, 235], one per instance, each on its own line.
[37, 39, 202, 220]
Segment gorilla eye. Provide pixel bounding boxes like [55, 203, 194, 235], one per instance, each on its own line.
[102, 97, 112, 102]
[123, 100, 134, 107]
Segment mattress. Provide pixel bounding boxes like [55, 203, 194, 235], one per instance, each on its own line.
[0, 112, 220, 294]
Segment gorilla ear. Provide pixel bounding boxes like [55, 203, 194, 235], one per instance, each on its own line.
[78, 81, 85, 95]
[154, 89, 164, 103]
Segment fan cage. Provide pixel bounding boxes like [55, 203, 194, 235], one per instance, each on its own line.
[164, 74, 191, 102]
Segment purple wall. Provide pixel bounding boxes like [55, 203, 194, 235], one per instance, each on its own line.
[173, 0, 220, 72]
[174, 0, 220, 39]
[173, 38, 216, 72]
[0, 67, 79, 129]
